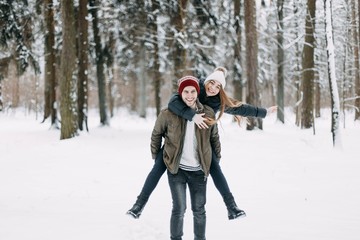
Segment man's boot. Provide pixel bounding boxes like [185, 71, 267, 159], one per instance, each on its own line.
[126, 193, 149, 219]
[223, 193, 246, 220]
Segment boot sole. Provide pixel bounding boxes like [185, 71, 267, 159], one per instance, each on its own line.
[126, 210, 140, 219]
[228, 213, 246, 220]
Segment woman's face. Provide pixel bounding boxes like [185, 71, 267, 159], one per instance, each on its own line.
[205, 80, 222, 96]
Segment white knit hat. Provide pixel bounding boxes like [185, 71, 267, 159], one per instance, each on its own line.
[204, 67, 227, 88]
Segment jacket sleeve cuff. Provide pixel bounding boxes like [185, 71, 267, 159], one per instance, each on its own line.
[256, 107, 267, 118]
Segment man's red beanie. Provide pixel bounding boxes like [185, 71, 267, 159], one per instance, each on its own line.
[177, 76, 200, 95]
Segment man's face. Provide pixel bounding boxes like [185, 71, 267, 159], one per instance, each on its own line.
[181, 86, 198, 108]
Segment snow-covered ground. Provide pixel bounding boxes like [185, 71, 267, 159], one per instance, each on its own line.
[1, 108, 359, 240]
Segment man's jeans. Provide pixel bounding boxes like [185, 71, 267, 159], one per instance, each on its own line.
[167, 169, 207, 240]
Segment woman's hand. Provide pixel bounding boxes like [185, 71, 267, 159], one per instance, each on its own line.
[192, 113, 209, 129]
[267, 106, 278, 115]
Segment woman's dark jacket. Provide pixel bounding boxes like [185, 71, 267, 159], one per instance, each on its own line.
[168, 79, 267, 121]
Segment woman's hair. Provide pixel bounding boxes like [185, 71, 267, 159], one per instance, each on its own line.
[204, 116, 217, 126]
[218, 88, 244, 125]
[204, 79, 245, 125]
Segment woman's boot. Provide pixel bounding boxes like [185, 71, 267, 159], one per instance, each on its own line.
[223, 193, 246, 220]
[126, 193, 149, 219]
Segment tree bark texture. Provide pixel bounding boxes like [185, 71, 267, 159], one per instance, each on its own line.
[355, 0, 360, 120]
[301, 0, 316, 129]
[77, 0, 89, 131]
[43, 0, 57, 126]
[105, 32, 115, 118]
[233, 0, 243, 102]
[324, 0, 341, 146]
[60, 0, 78, 139]
[90, 0, 108, 125]
[244, 0, 262, 130]
[277, 0, 285, 123]
[171, 0, 189, 91]
[294, 1, 302, 126]
[150, 0, 162, 116]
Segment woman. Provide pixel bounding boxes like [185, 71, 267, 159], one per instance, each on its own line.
[127, 67, 277, 220]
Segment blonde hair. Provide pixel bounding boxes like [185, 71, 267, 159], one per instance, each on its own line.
[204, 117, 217, 126]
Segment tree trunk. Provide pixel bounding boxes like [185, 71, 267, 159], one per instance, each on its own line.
[105, 32, 115, 118]
[135, 0, 147, 118]
[43, 0, 57, 126]
[342, 18, 350, 128]
[315, 64, 321, 118]
[301, 0, 316, 130]
[171, 0, 189, 91]
[355, 0, 360, 120]
[11, 61, 19, 108]
[277, 0, 285, 123]
[77, 0, 89, 131]
[150, 0, 162, 116]
[244, 0, 262, 130]
[0, 77, 2, 111]
[60, 0, 78, 140]
[0, 56, 11, 112]
[294, 1, 302, 126]
[233, 0, 243, 101]
[89, 0, 108, 125]
[137, 46, 146, 118]
[324, 0, 341, 147]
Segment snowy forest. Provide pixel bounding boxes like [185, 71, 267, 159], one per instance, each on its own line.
[0, 0, 359, 142]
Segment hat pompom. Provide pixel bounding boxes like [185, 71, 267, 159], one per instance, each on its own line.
[214, 67, 227, 78]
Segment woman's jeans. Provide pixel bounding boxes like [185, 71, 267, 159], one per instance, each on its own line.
[140, 148, 166, 197]
[167, 169, 207, 240]
[140, 148, 230, 199]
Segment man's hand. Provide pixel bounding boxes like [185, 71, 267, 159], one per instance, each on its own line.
[192, 113, 209, 129]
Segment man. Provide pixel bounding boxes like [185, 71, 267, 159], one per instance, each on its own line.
[150, 76, 221, 240]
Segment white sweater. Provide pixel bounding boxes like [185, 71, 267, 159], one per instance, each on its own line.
[179, 121, 202, 172]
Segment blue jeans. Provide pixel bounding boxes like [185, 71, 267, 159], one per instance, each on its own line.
[139, 148, 231, 198]
[167, 169, 207, 240]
